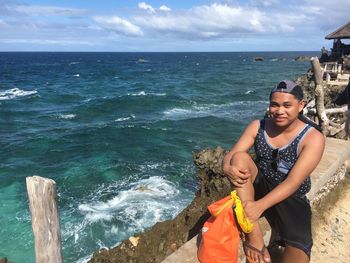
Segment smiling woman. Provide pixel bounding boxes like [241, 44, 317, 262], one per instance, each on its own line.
[223, 80, 325, 263]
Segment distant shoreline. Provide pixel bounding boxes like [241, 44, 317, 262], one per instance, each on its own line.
[0, 50, 320, 53]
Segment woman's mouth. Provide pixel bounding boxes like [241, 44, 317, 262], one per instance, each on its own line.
[274, 116, 286, 122]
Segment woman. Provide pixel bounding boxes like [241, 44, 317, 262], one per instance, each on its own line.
[223, 80, 325, 263]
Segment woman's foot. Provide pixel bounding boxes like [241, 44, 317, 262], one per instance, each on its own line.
[243, 224, 271, 263]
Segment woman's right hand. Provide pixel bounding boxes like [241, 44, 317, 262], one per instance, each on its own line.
[223, 165, 250, 187]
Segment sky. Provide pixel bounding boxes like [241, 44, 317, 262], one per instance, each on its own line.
[0, 0, 349, 52]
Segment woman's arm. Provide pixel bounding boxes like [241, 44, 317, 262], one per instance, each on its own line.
[245, 129, 325, 221]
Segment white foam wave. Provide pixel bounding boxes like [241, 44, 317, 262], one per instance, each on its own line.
[73, 74, 80, 77]
[58, 114, 76, 120]
[0, 88, 37, 101]
[76, 255, 92, 263]
[69, 62, 80, 65]
[163, 101, 268, 121]
[115, 117, 131, 122]
[245, 90, 255, 94]
[137, 59, 148, 63]
[78, 206, 113, 223]
[126, 91, 166, 97]
[63, 165, 194, 261]
[131, 91, 146, 96]
[115, 114, 136, 122]
[78, 176, 180, 226]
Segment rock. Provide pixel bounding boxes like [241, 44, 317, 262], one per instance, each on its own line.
[170, 243, 177, 251]
[254, 57, 264, 61]
[129, 236, 140, 247]
[294, 56, 310, 61]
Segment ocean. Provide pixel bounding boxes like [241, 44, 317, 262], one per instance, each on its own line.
[0, 51, 318, 262]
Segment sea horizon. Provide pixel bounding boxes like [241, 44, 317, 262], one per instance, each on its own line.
[0, 50, 320, 53]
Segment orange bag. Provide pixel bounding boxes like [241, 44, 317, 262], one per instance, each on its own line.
[197, 194, 240, 263]
[197, 191, 253, 263]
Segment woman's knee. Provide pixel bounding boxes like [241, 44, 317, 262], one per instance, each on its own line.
[230, 151, 253, 166]
[229, 152, 258, 178]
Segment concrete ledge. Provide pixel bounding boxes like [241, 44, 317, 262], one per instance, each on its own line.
[307, 138, 350, 200]
[162, 138, 350, 263]
[161, 236, 198, 263]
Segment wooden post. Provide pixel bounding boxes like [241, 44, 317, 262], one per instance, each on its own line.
[26, 176, 63, 263]
[310, 57, 345, 136]
[311, 56, 330, 135]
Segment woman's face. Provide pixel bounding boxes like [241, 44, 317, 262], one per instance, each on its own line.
[269, 92, 304, 126]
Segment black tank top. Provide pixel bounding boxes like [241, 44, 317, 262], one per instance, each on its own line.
[254, 119, 312, 197]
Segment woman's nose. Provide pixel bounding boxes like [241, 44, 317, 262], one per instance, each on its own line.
[275, 108, 284, 114]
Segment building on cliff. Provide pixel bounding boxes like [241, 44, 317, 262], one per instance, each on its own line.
[320, 22, 350, 85]
[325, 22, 350, 62]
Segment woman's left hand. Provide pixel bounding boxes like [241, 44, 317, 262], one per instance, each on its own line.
[243, 200, 265, 222]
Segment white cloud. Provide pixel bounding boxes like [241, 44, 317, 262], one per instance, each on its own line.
[0, 38, 94, 46]
[2, 0, 349, 51]
[159, 5, 171, 11]
[0, 19, 7, 27]
[299, 0, 350, 30]
[260, 0, 279, 7]
[133, 3, 304, 39]
[138, 2, 155, 13]
[8, 4, 86, 16]
[93, 16, 143, 37]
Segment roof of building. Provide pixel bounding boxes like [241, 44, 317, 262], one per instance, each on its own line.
[325, 22, 350, 39]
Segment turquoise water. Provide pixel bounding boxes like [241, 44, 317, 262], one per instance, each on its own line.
[0, 52, 317, 262]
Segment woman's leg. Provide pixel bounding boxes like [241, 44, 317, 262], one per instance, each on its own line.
[229, 151, 270, 263]
[281, 246, 309, 263]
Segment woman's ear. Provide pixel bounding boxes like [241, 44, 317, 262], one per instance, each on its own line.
[298, 100, 305, 113]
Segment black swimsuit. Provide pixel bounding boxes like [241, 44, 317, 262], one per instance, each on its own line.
[253, 119, 314, 257]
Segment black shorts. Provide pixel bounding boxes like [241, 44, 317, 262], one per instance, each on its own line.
[253, 171, 313, 258]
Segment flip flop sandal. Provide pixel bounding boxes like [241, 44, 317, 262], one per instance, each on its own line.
[243, 241, 268, 263]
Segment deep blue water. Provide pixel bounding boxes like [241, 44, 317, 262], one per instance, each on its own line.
[0, 51, 318, 262]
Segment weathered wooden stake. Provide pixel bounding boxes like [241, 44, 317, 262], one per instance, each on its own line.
[26, 176, 63, 263]
[310, 57, 345, 136]
[311, 56, 329, 134]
